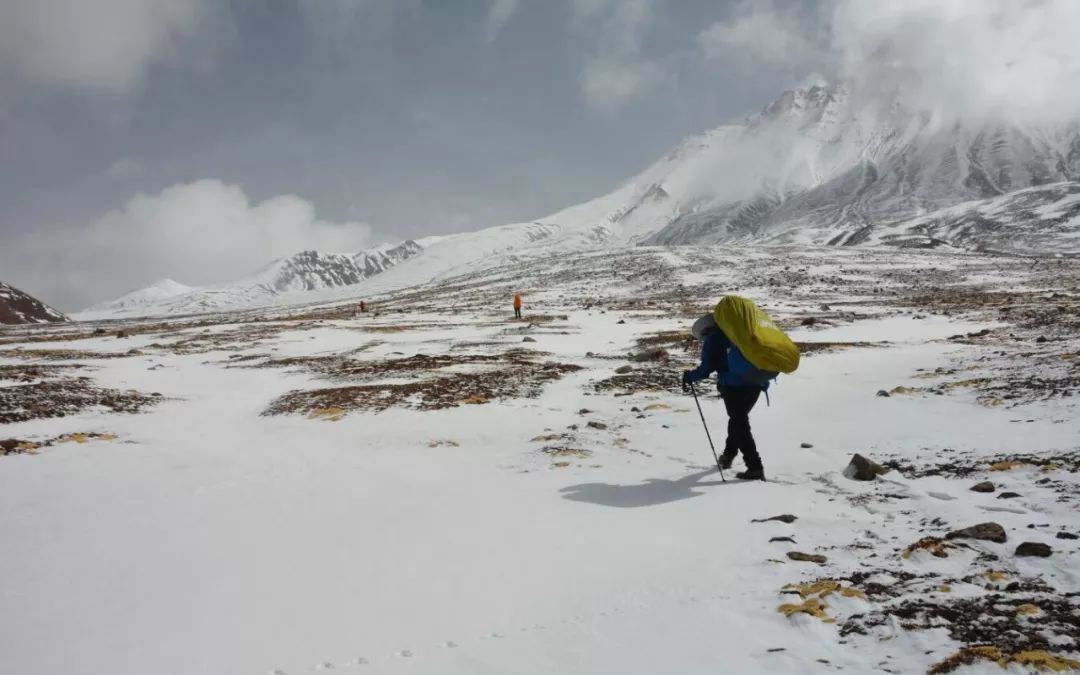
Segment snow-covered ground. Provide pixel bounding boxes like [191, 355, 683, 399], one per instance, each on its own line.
[2, 245, 1079, 674]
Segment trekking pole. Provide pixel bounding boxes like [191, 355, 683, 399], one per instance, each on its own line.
[689, 381, 726, 481]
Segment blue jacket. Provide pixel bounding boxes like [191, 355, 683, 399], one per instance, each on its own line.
[686, 329, 766, 389]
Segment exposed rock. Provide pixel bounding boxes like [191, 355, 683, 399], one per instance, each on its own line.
[753, 514, 797, 524]
[631, 348, 669, 362]
[787, 551, 827, 564]
[801, 317, 817, 326]
[616, 319, 626, 325]
[522, 337, 536, 343]
[577, 408, 592, 415]
[1035, 335, 1048, 343]
[629, 406, 641, 412]
[843, 453, 889, 481]
[769, 536, 796, 544]
[876, 390, 890, 397]
[614, 365, 633, 374]
[997, 492, 1021, 499]
[586, 421, 608, 430]
[116, 330, 129, 339]
[1015, 542, 1052, 557]
[800, 442, 814, 449]
[946, 522, 1007, 544]
[1055, 532, 1078, 540]
[970, 481, 996, 493]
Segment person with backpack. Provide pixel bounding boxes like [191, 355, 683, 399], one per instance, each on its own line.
[513, 293, 523, 320]
[680, 296, 800, 481]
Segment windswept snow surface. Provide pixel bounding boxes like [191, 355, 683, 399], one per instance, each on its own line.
[2, 245, 1079, 674]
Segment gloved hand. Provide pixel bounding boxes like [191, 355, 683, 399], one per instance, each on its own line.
[681, 370, 692, 393]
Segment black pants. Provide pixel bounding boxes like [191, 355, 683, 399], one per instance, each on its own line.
[514, 308, 522, 319]
[720, 386, 762, 471]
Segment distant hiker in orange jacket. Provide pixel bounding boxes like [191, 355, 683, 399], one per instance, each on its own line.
[513, 293, 522, 319]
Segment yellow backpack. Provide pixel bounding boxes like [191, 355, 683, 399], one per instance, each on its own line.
[712, 296, 800, 374]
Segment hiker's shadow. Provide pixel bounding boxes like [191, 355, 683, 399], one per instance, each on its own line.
[559, 468, 728, 508]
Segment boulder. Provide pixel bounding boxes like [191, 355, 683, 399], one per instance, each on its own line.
[614, 365, 633, 374]
[876, 390, 890, 397]
[522, 337, 537, 343]
[787, 551, 827, 564]
[800, 442, 814, 449]
[1015, 542, 1052, 557]
[631, 348, 669, 362]
[843, 454, 889, 481]
[970, 481, 996, 493]
[997, 492, 1021, 499]
[946, 522, 1007, 544]
[586, 421, 608, 430]
[752, 514, 797, 524]
[1055, 532, 1078, 540]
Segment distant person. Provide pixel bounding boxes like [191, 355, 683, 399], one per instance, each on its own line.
[360, 300, 366, 313]
[513, 293, 522, 320]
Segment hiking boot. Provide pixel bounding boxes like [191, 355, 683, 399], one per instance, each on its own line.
[719, 450, 738, 470]
[736, 468, 766, 481]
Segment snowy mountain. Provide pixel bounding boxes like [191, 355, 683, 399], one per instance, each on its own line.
[78, 240, 422, 319]
[0, 281, 68, 325]
[80, 84, 1080, 320]
[539, 83, 1080, 252]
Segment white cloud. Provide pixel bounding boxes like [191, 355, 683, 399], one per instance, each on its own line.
[0, 0, 210, 94]
[830, 0, 1080, 124]
[485, 0, 519, 42]
[580, 58, 665, 115]
[572, 0, 663, 113]
[697, 6, 813, 64]
[5, 180, 374, 310]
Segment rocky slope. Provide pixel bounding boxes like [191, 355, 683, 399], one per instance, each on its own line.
[0, 282, 68, 325]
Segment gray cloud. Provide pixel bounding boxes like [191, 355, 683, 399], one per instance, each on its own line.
[0, 0, 211, 93]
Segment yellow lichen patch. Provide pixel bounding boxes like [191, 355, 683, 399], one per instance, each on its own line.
[551, 461, 571, 468]
[1016, 603, 1041, 616]
[643, 403, 671, 411]
[902, 536, 953, 559]
[543, 447, 591, 459]
[777, 597, 834, 623]
[939, 584, 952, 593]
[981, 397, 1004, 407]
[67, 433, 89, 444]
[1010, 650, 1080, 671]
[462, 394, 489, 405]
[1041, 463, 1059, 473]
[982, 570, 1009, 583]
[427, 440, 459, 448]
[931, 647, 1080, 674]
[307, 407, 344, 421]
[990, 460, 1025, 471]
[888, 385, 916, 395]
[612, 437, 630, 447]
[929, 646, 1004, 674]
[530, 434, 562, 442]
[784, 579, 866, 601]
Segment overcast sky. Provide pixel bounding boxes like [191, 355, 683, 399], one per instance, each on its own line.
[1, 0, 1077, 310]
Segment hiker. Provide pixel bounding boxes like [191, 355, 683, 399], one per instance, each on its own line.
[681, 313, 766, 480]
[513, 293, 522, 320]
[360, 300, 366, 313]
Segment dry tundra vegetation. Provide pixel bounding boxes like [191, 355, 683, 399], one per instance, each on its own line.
[2, 245, 1079, 670]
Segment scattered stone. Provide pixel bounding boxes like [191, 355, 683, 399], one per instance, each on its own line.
[631, 348, 669, 362]
[522, 337, 536, 343]
[970, 481, 996, 493]
[752, 514, 797, 524]
[945, 522, 1007, 544]
[1035, 335, 1047, 343]
[116, 330, 129, 338]
[767, 648, 786, 653]
[770, 536, 796, 544]
[586, 421, 608, 430]
[614, 365, 633, 374]
[629, 406, 640, 412]
[616, 319, 626, 325]
[997, 492, 1021, 499]
[787, 551, 827, 564]
[1055, 532, 1078, 540]
[577, 408, 592, 415]
[902, 536, 953, 559]
[843, 453, 889, 481]
[800, 442, 813, 449]
[1015, 542, 1052, 557]
[819, 304, 831, 311]
[876, 389, 890, 397]
[92, 327, 107, 335]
